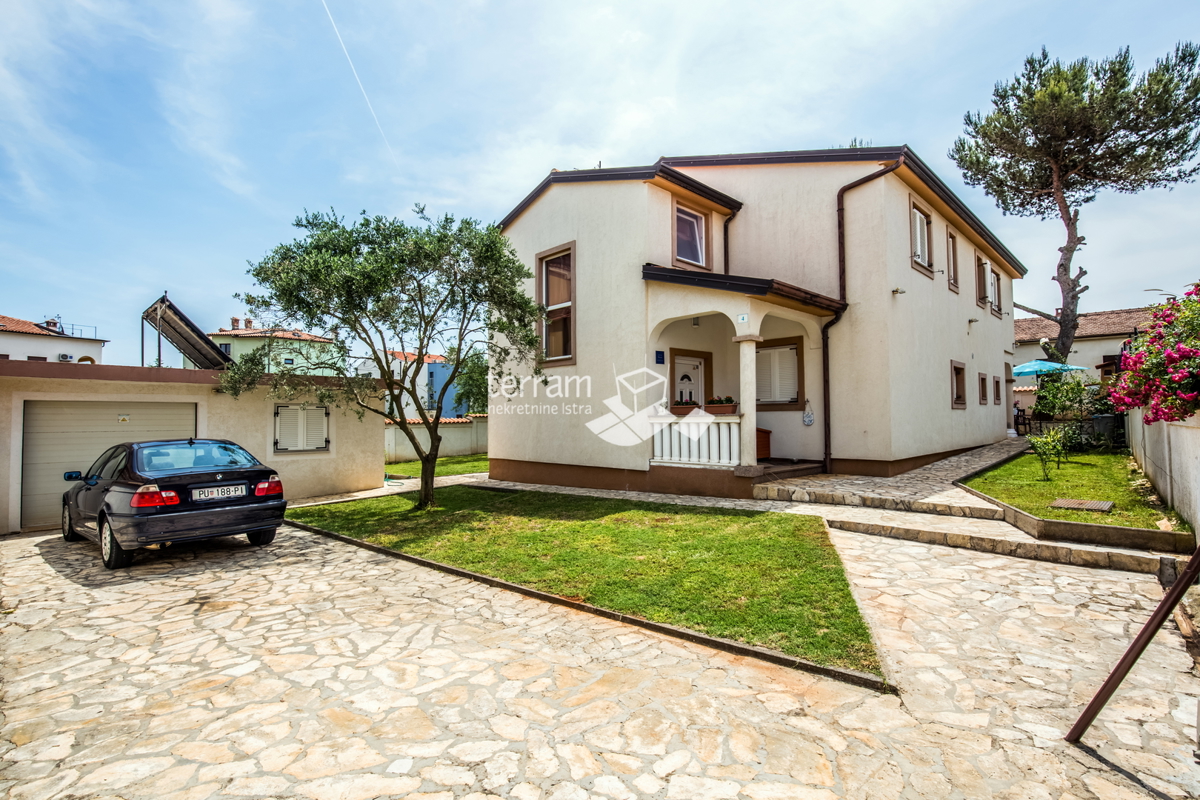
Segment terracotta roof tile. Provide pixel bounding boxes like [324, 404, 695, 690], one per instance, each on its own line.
[208, 327, 334, 343]
[1013, 307, 1153, 343]
[386, 351, 446, 363]
[385, 417, 474, 425]
[0, 314, 66, 337]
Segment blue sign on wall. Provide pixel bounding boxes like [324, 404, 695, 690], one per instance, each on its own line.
[655, 350, 665, 364]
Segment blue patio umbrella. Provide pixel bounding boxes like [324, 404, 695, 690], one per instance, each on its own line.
[1012, 360, 1089, 377]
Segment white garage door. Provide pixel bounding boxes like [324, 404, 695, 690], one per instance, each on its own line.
[21, 401, 197, 528]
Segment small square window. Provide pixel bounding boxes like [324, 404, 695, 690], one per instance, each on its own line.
[283, 358, 294, 365]
[675, 206, 706, 267]
[979, 373, 989, 405]
[275, 405, 329, 452]
[219, 343, 231, 355]
[951, 362, 966, 409]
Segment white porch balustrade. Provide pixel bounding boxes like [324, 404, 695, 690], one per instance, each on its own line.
[650, 414, 741, 467]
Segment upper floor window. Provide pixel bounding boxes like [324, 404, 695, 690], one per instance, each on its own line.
[911, 205, 932, 270]
[946, 231, 959, 290]
[975, 255, 989, 307]
[219, 343, 231, 355]
[990, 270, 1003, 315]
[538, 244, 575, 363]
[675, 204, 707, 268]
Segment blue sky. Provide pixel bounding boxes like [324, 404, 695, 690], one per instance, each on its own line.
[3, 0, 1199, 366]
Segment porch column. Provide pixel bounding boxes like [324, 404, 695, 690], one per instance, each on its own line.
[734, 335, 761, 467]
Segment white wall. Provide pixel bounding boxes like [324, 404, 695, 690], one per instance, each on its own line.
[1127, 408, 1200, 529]
[0, 332, 104, 364]
[385, 418, 488, 463]
[1013, 336, 1126, 387]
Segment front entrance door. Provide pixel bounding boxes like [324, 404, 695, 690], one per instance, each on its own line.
[674, 356, 705, 404]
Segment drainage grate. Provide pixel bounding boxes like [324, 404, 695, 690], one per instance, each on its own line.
[1050, 498, 1115, 512]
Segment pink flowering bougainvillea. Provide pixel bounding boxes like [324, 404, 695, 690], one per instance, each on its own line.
[1110, 283, 1200, 424]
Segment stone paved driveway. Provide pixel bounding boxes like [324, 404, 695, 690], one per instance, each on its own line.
[1, 525, 1197, 799]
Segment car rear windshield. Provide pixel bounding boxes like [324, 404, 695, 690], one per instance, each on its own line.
[136, 443, 259, 473]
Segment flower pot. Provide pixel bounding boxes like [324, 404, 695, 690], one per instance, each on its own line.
[670, 405, 700, 416]
[704, 403, 738, 415]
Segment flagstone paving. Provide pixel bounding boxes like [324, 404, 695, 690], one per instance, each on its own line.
[1, 522, 1197, 799]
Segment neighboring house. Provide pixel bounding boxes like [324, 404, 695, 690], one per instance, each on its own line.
[0, 314, 106, 364]
[491, 145, 1025, 498]
[0, 359, 383, 533]
[385, 415, 487, 463]
[1012, 307, 1153, 387]
[183, 317, 341, 375]
[355, 352, 466, 418]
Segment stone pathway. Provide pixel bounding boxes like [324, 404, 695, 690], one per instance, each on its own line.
[2, 523, 1197, 799]
[755, 439, 1031, 520]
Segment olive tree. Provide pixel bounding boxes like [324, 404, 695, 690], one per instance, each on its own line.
[951, 43, 1200, 361]
[221, 207, 541, 508]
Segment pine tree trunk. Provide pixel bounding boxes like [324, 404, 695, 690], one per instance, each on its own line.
[1046, 166, 1088, 363]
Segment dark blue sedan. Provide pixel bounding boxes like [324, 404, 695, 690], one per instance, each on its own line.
[62, 439, 287, 569]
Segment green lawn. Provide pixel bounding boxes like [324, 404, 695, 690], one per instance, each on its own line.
[385, 453, 489, 478]
[288, 486, 880, 675]
[966, 452, 1191, 531]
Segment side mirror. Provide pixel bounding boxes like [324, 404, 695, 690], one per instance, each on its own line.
[64, 471, 82, 482]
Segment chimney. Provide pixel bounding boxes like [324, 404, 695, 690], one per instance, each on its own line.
[43, 319, 58, 331]
[230, 317, 240, 330]
[244, 319, 254, 329]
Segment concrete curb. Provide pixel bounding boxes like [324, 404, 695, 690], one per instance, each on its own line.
[284, 518, 896, 695]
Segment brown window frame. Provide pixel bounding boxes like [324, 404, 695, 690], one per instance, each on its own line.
[993, 376, 1002, 405]
[979, 373, 989, 405]
[27, 356, 47, 362]
[910, 201, 934, 278]
[990, 269, 1003, 318]
[0, 354, 9, 360]
[535, 241, 577, 368]
[951, 361, 967, 409]
[756, 337, 805, 412]
[946, 230, 959, 292]
[974, 254, 989, 308]
[672, 198, 711, 271]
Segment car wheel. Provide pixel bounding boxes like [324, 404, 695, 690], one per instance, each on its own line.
[62, 504, 84, 542]
[100, 518, 135, 570]
[247, 528, 276, 547]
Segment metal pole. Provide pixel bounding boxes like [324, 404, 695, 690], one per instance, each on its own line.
[140, 318, 145, 368]
[1066, 552, 1200, 743]
[157, 303, 163, 368]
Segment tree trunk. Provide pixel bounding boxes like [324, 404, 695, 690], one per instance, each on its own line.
[1046, 166, 1089, 363]
[416, 450, 437, 509]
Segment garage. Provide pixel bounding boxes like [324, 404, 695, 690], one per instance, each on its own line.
[21, 400, 196, 528]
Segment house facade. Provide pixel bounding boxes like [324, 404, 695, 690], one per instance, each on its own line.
[184, 318, 341, 375]
[355, 352, 467, 418]
[0, 314, 106, 364]
[490, 146, 1025, 498]
[1013, 307, 1152, 387]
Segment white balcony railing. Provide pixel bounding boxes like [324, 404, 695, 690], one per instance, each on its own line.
[650, 414, 740, 467]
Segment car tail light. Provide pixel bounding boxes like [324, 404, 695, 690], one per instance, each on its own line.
[255, 475, 283, 496]
[130, 484, 180, 508]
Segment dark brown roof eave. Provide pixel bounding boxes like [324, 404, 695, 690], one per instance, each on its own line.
[499, 164, 742, 230]
[642, 264, 846, 314]
[658, 146, 1027, 278]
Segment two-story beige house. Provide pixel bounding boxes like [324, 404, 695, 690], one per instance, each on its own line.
[490, 146, 1025, 498]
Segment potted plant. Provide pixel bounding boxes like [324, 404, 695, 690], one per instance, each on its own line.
[669, 398, 701, 416]
[704, 395, 738, 415]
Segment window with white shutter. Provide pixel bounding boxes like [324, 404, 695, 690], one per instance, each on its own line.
[911, 205, 931, 269]
[756, 345, 800, 404]
[275, 405, 329, 452]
